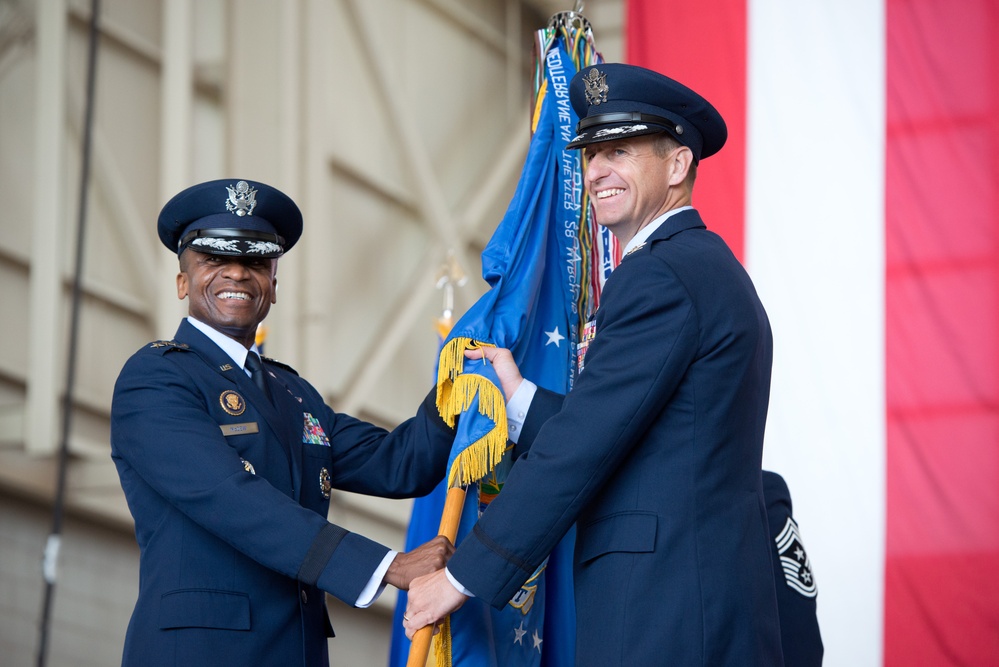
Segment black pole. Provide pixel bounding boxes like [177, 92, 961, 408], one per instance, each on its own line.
[36, 0, 100, 664]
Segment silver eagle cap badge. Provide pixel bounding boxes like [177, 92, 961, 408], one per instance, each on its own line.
[225, 180, 257, 217]
[583, 68, 608, 106]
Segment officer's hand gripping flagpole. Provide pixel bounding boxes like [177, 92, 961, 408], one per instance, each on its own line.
[403, 9, 602, 665]
[406, 485, 466, 667]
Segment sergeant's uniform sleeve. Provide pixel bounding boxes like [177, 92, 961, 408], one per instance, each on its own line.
[446, 251, 699, 606]
[763, 471, 824, 667]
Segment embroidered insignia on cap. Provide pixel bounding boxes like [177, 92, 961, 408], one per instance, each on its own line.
[225, 180, 257, 217]
[303, 412, 331, 447]
[583, 68, 608, 105]
[594, 124, 649, 139]
[247, 241, 282, 255]
[241, 458, 256, 475]
[319, 467, 332, 499]
[191, 237, 241, 252]
[775, 516, 817, 597]
[220, 390, 246, 416]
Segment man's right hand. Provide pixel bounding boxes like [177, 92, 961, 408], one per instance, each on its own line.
[383, 536, 454, 590]
[465, 346, 523, 399]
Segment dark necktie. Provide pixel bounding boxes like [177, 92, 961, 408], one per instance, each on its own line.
[245, 351, 272, 403]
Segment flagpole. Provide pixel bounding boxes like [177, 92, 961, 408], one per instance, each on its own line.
[407, 485, 466, 667]
[404, 11, 602, 666]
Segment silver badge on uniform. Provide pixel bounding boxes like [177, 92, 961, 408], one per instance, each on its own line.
[775, 516, 817, 597]
[583, 68, 608, 105]
[241, 458, 256, 475]
[319, 467, 331, 499]
[225, 180, 257, 217]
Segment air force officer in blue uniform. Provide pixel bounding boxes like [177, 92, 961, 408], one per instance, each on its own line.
[405, 64, 784, 665]
[111, 179, 456, 666]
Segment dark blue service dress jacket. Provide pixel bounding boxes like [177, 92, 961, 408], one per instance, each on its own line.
[110, 319, 453, 666]
[447, 209, 784, 666]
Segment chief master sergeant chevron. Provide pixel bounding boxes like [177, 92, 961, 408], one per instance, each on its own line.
[110, 179, 456, 666]
[404, 64, 784, 665]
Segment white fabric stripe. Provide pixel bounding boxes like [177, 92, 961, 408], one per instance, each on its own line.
[745, 1, 886, 665]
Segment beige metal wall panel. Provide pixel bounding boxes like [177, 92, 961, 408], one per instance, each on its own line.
[0, 491, 139, 667]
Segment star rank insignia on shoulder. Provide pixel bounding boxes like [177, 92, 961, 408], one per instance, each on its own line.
[148, 340, 190, 349]
[623, 242, 647, 258]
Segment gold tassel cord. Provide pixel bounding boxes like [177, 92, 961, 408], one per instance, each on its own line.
[432, 616, 453, 667]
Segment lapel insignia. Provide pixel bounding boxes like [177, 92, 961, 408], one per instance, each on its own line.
[303, 412, 331, 447]
[775, 516, 817, 598]
[319, 467, 332, 499]
[241, 458, 256, 475]
[220, 363, 234, 371]
[220, 390, 246, 416]
[225, 180, 257, 217]
[583, 67, 608, 105]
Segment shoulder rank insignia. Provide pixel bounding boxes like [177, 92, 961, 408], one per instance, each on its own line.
[148, 340, 190, 349]
[263, 356, 299, 377]
[623, 242, 646, 258]
[220, 390, 246, 416]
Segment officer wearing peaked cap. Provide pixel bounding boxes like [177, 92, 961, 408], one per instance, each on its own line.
[405, 65, 784, 666]
[565, 63, 728, 161]
[111, 178, 470, 666]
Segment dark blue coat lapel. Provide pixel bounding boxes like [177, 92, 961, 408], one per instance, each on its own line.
[173, 320, 299, 492]
[262, 364, 306, 502]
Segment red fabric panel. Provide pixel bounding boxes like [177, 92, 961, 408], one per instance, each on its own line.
[885, 0, 999, 664]
[625, 0, 747, 261]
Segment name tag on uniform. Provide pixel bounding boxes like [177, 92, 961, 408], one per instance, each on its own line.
[219, 422, 259, 437]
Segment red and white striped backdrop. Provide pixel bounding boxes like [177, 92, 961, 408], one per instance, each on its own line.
[627, 1, 999, 665]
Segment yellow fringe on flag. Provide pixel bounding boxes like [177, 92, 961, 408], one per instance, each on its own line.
[435, 337, 509, 489]
[432, 615, 452, 667]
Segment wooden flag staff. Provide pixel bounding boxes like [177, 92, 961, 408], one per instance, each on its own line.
[406, 486, 466, 667]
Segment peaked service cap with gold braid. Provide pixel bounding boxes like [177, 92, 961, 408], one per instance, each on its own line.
[565, 63, 727, 162]
[157, 178, 302, 258]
